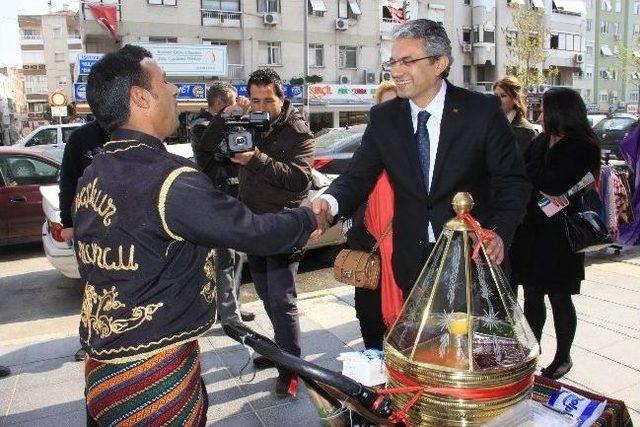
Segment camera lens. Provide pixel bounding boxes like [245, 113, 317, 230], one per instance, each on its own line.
[235, 137, 247, 146]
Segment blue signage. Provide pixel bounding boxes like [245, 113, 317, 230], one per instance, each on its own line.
[76, 54, 103, 76]
[232, 84, 303, 100]
[176, 83, 207, 101]
[74, 83, 87, 101]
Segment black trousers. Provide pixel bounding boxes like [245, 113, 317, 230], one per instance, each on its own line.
[248, 253, 300, 374]
[215, 247, 243, 322]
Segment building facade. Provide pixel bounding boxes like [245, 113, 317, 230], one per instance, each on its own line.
[18, 10, 83, 127]
[0, 67, 27, 144]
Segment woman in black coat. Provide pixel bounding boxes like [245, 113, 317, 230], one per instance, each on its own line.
[493, 76, 538, 155]
[511, 88, 600, 380]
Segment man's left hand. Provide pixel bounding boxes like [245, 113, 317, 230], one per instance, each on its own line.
[230, 150, 255, 166]
[485, 233, 505, 264]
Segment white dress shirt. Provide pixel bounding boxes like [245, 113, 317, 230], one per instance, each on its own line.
[321, 80, 448, 243]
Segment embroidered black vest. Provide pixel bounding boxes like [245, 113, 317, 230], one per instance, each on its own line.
[74, 129, 215, 363]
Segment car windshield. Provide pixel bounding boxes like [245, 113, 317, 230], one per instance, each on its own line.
[598, 118, 636, 131]
[315, 126, 366, 150]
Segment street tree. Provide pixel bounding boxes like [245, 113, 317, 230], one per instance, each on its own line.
[616, 35, 640, 111]
[503, 5, 557, 93]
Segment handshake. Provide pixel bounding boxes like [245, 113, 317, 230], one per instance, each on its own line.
[301, 197, 334, 242]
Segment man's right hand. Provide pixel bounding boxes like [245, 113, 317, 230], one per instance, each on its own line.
[61, 227, 74, 246]
[310, 198, 333, 238]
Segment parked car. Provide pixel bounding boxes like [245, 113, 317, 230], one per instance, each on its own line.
[41, 143, 345, 278]
[587, 114, 608, 128]
[593, 115, 640, 160]
[0, 146, 62, 246]
[17, 123, 83, 148]
[313, 124, 366, 176]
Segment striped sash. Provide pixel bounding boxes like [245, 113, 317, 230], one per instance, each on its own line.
[85, 341, 207, 426]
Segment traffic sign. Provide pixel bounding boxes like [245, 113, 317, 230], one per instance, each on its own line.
[50, 91, 68, 107]
[51, 106, 68, 117]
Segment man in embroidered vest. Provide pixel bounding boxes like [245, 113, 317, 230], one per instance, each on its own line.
[77, 44, 318, 427]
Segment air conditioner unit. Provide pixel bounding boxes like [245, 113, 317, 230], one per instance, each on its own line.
[335, 18, 348, 31]
[381, 70, 392, 81]
[538, 84, 547, 94]
[462, 43, 472, 53]
[339, 75, 351, 84]
[364, 70, 377, 84]
[574, 53, 584, 63]
[263, 12, 280, 25]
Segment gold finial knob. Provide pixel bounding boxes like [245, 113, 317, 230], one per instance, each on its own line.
[452, 192, 474, 214]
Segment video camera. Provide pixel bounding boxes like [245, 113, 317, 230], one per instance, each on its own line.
[218, 111, 270, 157]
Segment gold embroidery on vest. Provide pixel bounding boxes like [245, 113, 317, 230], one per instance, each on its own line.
[200, 250, 216, 303]
[74, 178, 117, 226]
[77, 241, 139, 271]
[81, 284, 164, 341]
[158, 166, 197, 241]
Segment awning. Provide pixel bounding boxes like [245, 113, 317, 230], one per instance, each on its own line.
[309, 0, 327, 12]
[348, 0, 361, 15]
[553, 0, 587, 15]
[600, 45, 613, 56]
[531, 0, 545, 8]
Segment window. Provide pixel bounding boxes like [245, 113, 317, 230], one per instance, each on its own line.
[309, 112, 333, 133]
[347, 0, 362, 18]
[257, 0, 279, 12]
[202, 39, 227, 46]
[52, 26, 62, 38]
[586, 45, 593, 55]
[57, 75, 68, 85]
[0, 155, 59, 186]
[611, 69, 617, 80]
[630, 92, 639, 103]
[600, 68, 611, 79]
[148, 36, 178, 43]
[483, 30, 495, 43]
[148, 0, 177, 4]
[612, 22, 620, 36]
[635, 1, 640, 14]
[54, 52, 65, 62]
[615, 0, 621, 12]
[585, 66, 594, 79]
[473, 27, 480, 43]
[338, 46, 357, 68]
[338, 0, 348, 18]
[565, 34, 574, 50]
[21, 28, 42, 39]
[309, 44, 324, 67]
[339, 111, 369, 127]
[259, 41, 281, 65]
[203, 0, 240, 10]
[601, 0, 612, 11]
[462, 29, 471, 43]
[308, 0, 327, 16]
[25, 129, 57, 147]
[600, 20, 609, 34]
[587, 0, 593, 7]
[463, 65, 471, 84]
[24, 76, 47, 94]
[599, 91, 608, 102]
[586, 19, 592, 31]
[550, 34, 559, 49]
[634, 24, 640, 35]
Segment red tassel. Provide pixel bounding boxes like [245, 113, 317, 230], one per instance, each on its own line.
[287, 374, 298, 397]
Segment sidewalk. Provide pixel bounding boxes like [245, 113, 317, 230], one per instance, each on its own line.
[1, 249, 640, 426]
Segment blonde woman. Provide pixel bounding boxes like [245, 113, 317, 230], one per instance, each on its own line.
[493, 76, 537, 154]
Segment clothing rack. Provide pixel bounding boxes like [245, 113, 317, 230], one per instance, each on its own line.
[598, 156, 635, 254]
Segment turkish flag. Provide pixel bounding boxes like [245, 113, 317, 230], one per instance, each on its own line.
[87, 3, 119, 39]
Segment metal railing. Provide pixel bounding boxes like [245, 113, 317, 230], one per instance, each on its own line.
[20, 34, 42, 40]
[201, 9, 241, 27]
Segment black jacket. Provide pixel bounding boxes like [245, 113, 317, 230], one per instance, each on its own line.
[58, 121, 109, 228]
[510, 114, 538, 156]
[202, 100, 315, 214]
[191, 109, 239, 196]
[74, 129, 316, 362]
[325, 81, 531, 293]
[511, 133, 601, 293]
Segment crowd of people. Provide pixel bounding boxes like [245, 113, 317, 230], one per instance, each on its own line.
[5, 17, 609, 426]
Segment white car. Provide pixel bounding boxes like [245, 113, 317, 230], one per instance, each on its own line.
[41, 143, 345, 278]
[18, 123, 83, 148]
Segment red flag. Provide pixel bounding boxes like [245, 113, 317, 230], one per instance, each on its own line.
[87, 3, 118, 39]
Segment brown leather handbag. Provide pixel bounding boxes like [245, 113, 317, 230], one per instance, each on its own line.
[333, 222, 392, 290]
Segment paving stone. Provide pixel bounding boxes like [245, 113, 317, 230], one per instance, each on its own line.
[208, 410, 263, 427]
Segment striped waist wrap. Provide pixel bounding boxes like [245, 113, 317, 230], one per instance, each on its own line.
[85, 341, 207, 427]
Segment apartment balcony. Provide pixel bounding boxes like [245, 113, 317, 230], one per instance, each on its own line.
[228, 64, 245, 80]
[20, 34, 43, 45]
[473, 43, 495, 66]
[201, 10, 241, 28]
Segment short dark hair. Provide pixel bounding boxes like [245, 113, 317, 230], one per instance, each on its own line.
[247, 69, 284, 98]
[393, 19, 452, 79]
[207, 81, 236, 107]
[542, 87, 597, 147]
[86, 44, 153, 132]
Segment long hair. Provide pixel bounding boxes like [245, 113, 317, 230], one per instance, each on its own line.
[542, 87, 598, 147]
[374, 81, 397, 104]
[493, 76, 527, 119]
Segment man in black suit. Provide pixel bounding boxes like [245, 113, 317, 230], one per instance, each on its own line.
[312, 19, 530, 296]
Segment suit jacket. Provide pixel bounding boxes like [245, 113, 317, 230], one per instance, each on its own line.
[325, 81, 531, 293]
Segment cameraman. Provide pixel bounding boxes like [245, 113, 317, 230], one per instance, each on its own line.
[191, 81, 255, 323]
[203, 69, 314, 398]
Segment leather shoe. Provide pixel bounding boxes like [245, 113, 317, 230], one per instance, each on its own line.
[253, 355, 276, 369]
[240, 310, 255, 322]
[275, 373, 298, 398]
[74, 348, 87, 362]
[0, 365, 10, 378]
[541, 357, 573, 380]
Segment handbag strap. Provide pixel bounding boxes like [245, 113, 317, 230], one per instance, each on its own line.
[369, 221, 393, 256]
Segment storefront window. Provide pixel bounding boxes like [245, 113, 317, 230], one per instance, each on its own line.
[309, 112, 333, 133]
[339, 111, 369, 127]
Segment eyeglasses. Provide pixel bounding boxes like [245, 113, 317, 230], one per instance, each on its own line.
[382, 55, 439, 71]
